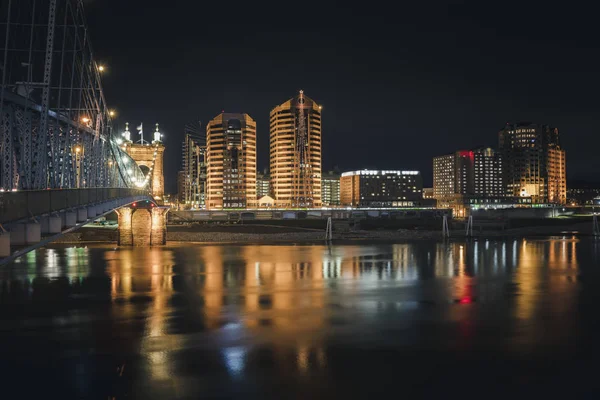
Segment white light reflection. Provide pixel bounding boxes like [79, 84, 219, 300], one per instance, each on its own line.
[46, 248, 60, 278]
[222, 346, 247, 377]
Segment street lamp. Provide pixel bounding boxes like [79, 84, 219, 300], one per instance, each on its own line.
[73, 145, 84, 188]
[98, 65, 105, 72]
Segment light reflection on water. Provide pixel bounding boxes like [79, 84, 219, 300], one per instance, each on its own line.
[0, 237, 596, 398]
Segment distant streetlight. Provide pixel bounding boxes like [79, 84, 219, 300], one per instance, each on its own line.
[75, 146, 81, 153]
[98, 65, 105, 72]
[81, 117, 90, 124]
[109, 110, 116, 117]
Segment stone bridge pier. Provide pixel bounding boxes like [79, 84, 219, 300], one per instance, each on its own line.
[117, 206, 169, 246]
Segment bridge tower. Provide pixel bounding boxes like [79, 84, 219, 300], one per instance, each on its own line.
[120, 123, 165, 201]
[116, 202, 168, 246]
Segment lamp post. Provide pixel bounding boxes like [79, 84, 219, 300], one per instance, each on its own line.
[73, 145, 84, 188]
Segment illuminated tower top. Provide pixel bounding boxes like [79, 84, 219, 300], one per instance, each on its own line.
[123, 122, 131, 143]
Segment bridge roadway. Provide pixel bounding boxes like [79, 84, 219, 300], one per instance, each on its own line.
[0, 188, 151, 264]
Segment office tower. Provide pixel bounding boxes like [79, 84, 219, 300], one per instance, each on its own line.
[256, 170, 271, 199]
[177, 170, 186, 204]
[499, 123, 566, 204]
[181, 124, 207, 209]
[206, 113, 257, 209]
[321, 171, 341, 206]
[433, 148, 504, 199]
[270, 90, 322, 208]
[340, 170, 423, 207]
[433, 154, 456, 199]
[473, 148, 504, 197]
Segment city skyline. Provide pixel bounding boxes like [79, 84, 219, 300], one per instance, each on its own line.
[85, 0, 600, 194]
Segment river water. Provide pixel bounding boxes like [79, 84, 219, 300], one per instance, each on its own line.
[1, 238, 600, 398]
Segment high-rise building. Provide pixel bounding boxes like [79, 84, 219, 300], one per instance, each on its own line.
[321, 171, 341, 206]
[177, 170, 186, 204]
[433, 148, 504, 199]
[499, 123, 566, 204]
[181, 126, 207, 209]
[270, 90, 322, 208]
[256, 170, 271, 199]
[340, 170, 423, 207]
[433, 148, 506, 216]
[206, 113, 257, 209]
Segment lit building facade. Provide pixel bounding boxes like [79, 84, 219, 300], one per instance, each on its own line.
[270, 90, 322, 208]
[340, 170, 423, 207]
[474, 148, 504, 197]
[499, 123, 566, 204]
[206, 113, 257, 209]
[433, 148, 506, 216]
[177, 170, 185, 204]
[256, 170, 271, 199]
[433, 154, 455, 198]
[567, 183, 600, 206]
[434, 148, 504, 198]
[321, 171, 341, 206]
[181, 131, 207, 209]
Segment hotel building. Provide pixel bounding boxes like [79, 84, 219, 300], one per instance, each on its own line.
[499, 122, 566, 204]
[340, 170, 423, 207]
[206, 113, 257, 209]
[270, 90, 322, 208]
[433, 148, 506, 216]
[433, 148, 504, 198]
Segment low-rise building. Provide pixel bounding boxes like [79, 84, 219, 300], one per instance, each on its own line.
[340, 170, 423, 207]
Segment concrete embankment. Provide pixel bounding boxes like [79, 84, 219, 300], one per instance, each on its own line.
[46, 218, 596, 245]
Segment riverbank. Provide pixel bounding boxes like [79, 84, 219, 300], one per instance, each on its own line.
[49, 220, 595, 245]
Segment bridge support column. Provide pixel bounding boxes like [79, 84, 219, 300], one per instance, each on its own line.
[77, 208, 88, 223]
[48, 216, 62, 234]
[150, 207, 168, 245]
[10, 224, 26, 246]
[65, 211, 77, 227]
[40, 217, 49, 234]
[116, 207, 133, 246]
[26, 223, 40, 244]
[0, 233, 10, 257]
[117, 206, 168, 246]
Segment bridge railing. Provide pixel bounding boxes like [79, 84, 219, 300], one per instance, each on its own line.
[0, 188, 150, 224]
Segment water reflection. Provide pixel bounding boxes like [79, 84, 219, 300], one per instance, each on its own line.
[0, 237, 595, 398]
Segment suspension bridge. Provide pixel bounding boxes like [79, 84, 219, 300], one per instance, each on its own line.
[0, 0, 166, 263]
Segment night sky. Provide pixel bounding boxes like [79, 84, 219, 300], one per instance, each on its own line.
[86, 0, 600, 193]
